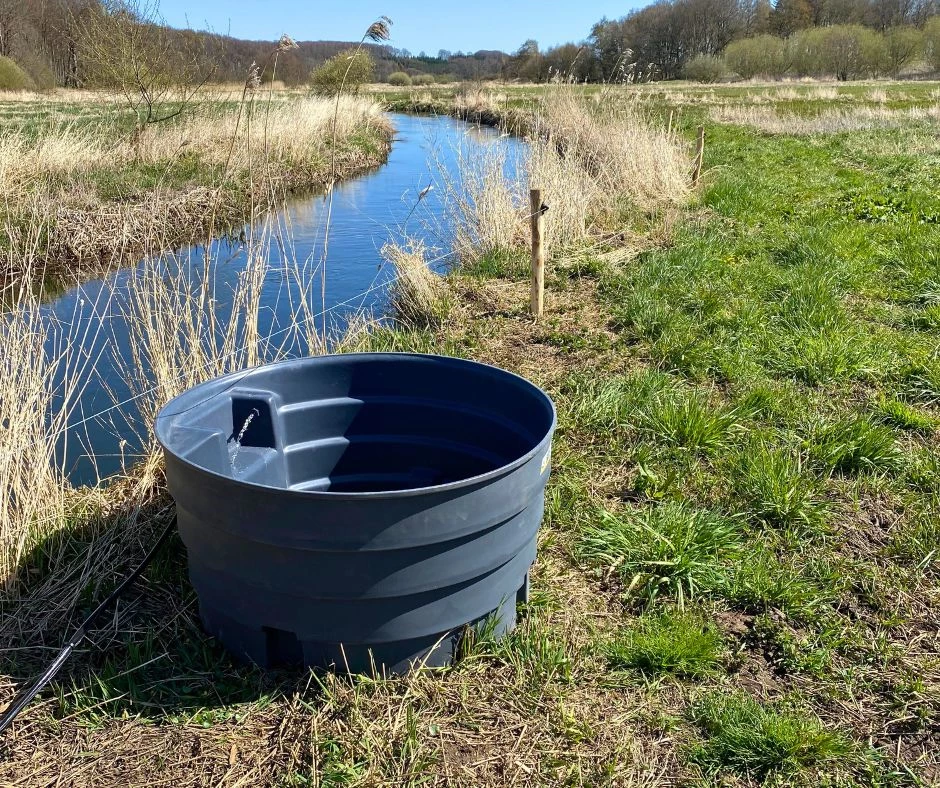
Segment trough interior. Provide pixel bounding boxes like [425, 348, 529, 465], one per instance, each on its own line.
[173, 380, 542, 492]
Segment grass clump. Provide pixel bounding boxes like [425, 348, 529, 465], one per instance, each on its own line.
[690, 692, 853, 779]
[579, 502, 742, 606]
[384, 241, 451, 328]
[899, 361, 940, 406]
[808, 416, 903, 474]
[604, 609, 723, 678]
[889, 495, 940, 570]
[733, 442, 826, 532]
[722, 547, 830, 618]
[639, 387, 741, 455]
[873, 395, 937, 433]
[562, 369, 672, 433]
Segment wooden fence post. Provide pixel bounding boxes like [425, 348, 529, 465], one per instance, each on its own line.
[529, 188, 546, 319]
[692, 125, 705, 186]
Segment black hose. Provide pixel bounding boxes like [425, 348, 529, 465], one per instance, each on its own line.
[0, 516, 177, 736]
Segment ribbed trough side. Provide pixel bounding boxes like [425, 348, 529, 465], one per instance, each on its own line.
[156, 354, 556, 673]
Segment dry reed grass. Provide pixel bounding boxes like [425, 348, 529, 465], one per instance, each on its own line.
[0, 96, 387, 199]
[711, 103, 940, 134]
[441, 87, 689, 262]
[385, 241, 451, 327]
[0, 284, 75, 580]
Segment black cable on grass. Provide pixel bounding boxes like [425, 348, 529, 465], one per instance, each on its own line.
[0, 516, 177, 737]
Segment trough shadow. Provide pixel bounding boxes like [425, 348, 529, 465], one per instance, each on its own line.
[0, 496, 305, 725]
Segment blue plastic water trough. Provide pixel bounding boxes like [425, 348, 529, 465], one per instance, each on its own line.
[155, 353, 556, 673]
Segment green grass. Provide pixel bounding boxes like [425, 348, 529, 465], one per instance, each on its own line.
[579, 502, 742, 606]
[690, 692, 853, 779]
[604, 609, 724, 678]
[732, 441, 827, 532]
[639, 387, 742, 454]
[873, 395, 938, 433]
[807, 416, 904, 474]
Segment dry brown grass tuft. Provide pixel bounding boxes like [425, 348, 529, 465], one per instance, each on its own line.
[711, 103, 940, 134]
[441, 87, 689, 264]
[385, 241, 451, 328]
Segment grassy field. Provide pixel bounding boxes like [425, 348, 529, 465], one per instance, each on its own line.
[0, 88, 391, 280]
[2, 81, 939, 785]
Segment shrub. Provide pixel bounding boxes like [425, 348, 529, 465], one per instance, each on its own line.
[926, 17, 940, 71]
[15, 52, 55, 91]
[0, 56, 35, 91]
[787, 27, 828, 76]
[387, 70, 411, 86]
[310, 49, 374, 95]
[884, 26, 924, 76]
[683, 54, 725, 83]
[724, 35, 788, 79]
[789, 25, 887, 79]
[412, 73, 435, 86]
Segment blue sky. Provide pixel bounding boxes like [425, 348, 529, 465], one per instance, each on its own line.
[157, 1, 636, 54]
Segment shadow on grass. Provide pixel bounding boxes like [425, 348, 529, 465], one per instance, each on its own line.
[0, 495, 307, 727]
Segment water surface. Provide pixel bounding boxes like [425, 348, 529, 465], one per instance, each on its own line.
[44, 113, 525, 485]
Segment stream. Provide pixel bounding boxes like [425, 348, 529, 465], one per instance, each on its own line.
[43, 113, 526, 486]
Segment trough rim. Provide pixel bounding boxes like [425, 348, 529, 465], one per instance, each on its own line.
[155, 352, 557, 501]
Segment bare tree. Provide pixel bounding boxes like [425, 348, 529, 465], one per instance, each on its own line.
[76, 0, 216, 134]
[0, 0, 21, 58]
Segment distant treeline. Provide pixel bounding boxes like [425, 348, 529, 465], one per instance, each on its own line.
[1, 0, 939, 90]
[0, 0, 510, 89]
[510, 0, 940, 81]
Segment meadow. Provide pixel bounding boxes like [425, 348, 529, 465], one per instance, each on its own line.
[1, 80, 939, 786]
[0, 88, 391, 279]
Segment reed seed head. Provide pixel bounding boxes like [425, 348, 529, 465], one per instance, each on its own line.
[365, 16, 392, 42]
[245, 62, 261, 91]
[277, 33, 299, 52]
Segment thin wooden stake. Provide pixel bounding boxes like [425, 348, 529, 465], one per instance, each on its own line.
[667, 109, 673, 137]
[692, 125, 705, 186]
[529, 188, 546, 319]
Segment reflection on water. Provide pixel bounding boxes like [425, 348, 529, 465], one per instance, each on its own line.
[43, 113, 525, 486]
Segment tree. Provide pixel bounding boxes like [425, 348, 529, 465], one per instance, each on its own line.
[543, 42, 596, 81]
[724, 34, 788, 77]
[0, 0, 21, 58]
[925, 15, 940, 70]
[884, 25, 923, 73]
[310, 48, 375, 94]
[590, 17, 634, 81]
[77, 0, 215, 130]
[508, 38, 544, 81]
[683, 53, 725, 80]
[387, 70, 410, 86]
[771, 0, 815, 34]
[674, 0, 743, 56]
